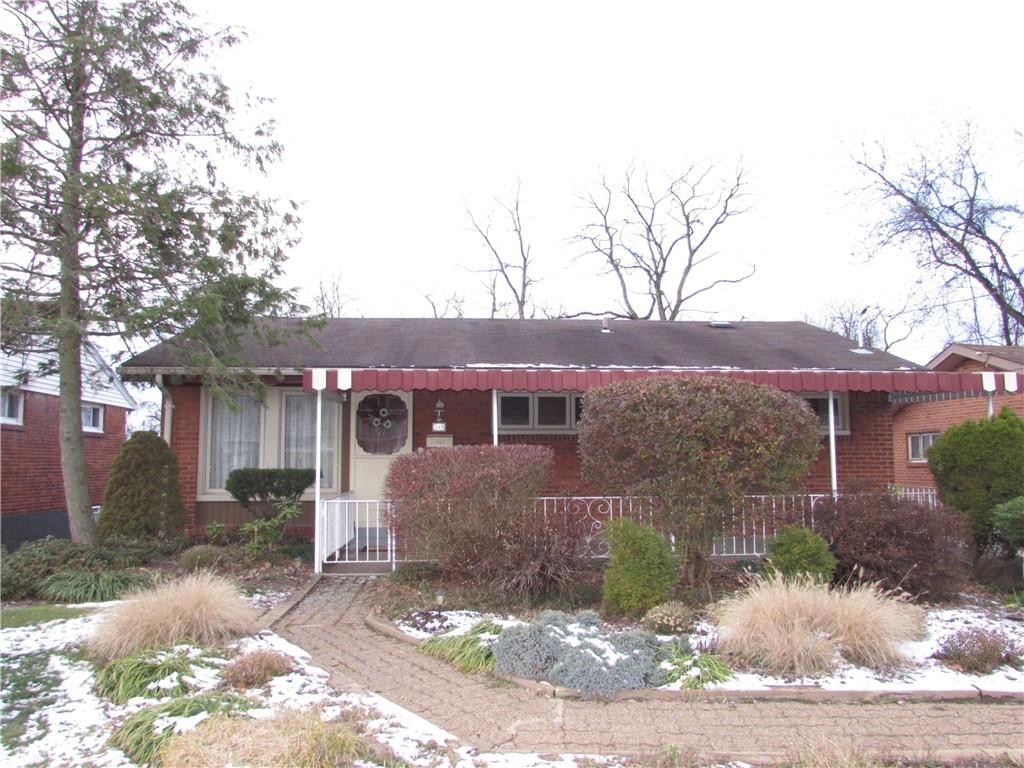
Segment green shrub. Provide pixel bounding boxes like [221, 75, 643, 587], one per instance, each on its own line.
[764, 525, 836, 582]
[0, 536, 100, 600]
[602, 519, 677, 616]
[642, 601, 694, 635]
[99, 431, 186, 541]
[240, 501, 302, 554]
[203, 522, 229, 546]
[276, 535, 313, 560]
[992, 496, 1024, 551]
[110, 692, 252, 765]
[38, 569, 150, 603]
[178, 545, 224, 572]
[419, 620, 503, 674]
[928, 408, 1024, 552]
[225, 468, 314, 520]
[933, 627, 1022, 674]
[578, 377, 820, 584]
[95, 650, 193, 704]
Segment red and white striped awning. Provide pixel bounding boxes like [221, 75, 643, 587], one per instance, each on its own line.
[302, 367, 1022, 394]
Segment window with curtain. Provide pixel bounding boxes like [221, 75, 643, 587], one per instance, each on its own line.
[283, 394, 337, 488]
[208, 394, 261, 489]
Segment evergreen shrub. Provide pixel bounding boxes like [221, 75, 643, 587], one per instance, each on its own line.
[492, 610, 665, 698]
[602, 519, 677, 616]
[764, 525, 836, 582]
[817, 494, 970, 599]
[99, 431, 186, 541]
[991, 496, 1024, 551]
[225, 468, 314, 520]
[927, 408, 1024, 551]
[0, 536, 100, 600]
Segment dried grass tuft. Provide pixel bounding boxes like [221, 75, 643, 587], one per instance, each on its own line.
[714, 573, 925, 677]
[161, 708, 394, 768]
[221, 650, 295, 690]
[88, 572, 257, 662]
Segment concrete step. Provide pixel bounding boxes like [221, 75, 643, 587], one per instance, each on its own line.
[323, 561, 394, 575]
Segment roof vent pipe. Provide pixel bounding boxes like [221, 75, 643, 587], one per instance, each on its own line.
[601, 318, 612, 334]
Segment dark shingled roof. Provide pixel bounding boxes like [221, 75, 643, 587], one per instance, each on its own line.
[121, 318, 922, 372]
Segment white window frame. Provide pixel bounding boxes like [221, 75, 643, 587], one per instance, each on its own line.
[498, 391, 581, 434]
[908, 431, 939, 463]
[279, 391, 341, 492]
[1, 390, 24, 426]
[199, 390, 266, 496]
[81, 402, 104, 433]
[802, 393, 851, 436]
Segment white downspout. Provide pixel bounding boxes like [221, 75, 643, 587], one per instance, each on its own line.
[314, 386, 323, 575]
[491, 389, 498, 446]
[827, 390, 838, 498]
[155, 373, 173, 445]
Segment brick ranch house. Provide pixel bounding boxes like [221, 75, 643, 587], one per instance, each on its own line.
[892, 343, 1024, 489]
[121, 318, 1022, 562]
[1, 346, 136, 550]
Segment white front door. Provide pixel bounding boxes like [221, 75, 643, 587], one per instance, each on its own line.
[350, 391, 413, 499]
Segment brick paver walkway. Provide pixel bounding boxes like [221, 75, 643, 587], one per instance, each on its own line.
[275, 577, 1024, 762]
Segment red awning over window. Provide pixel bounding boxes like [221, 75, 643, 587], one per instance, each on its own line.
[302, 367, 1022, 394]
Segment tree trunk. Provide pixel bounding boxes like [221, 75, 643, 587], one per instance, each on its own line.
[58, 7, 98, 546]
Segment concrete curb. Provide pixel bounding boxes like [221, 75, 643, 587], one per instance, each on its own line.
[363, 610, 1024, 704]
[263, 573, 322, 630]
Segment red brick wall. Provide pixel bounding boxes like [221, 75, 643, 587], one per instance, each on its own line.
[166, 383, 201, 531]
[1, 390, 128, 517]
[892, 391, 1024, 488]
[803, 391, 894, 493]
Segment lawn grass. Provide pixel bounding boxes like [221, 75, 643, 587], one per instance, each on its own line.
[0, 651, 63, 751]
[0, 604, 93, 629]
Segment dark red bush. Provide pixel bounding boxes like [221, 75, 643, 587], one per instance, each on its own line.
[817, 494, 971, 600]
[385, 445, 585, 596]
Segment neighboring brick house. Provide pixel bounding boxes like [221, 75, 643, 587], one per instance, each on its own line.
[119, 318, 1021, 539]
[892, 343, 1024, 489]
[1, 346, 136, 549]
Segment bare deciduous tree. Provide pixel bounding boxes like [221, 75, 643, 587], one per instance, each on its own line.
[857, 131, 1023, 345]
[423, 292, 465, 318]
[313, 274, 352, 318]
[572, 163, 754, 320]
[809, 298, 932, 351]
[467, 182, 537, 319]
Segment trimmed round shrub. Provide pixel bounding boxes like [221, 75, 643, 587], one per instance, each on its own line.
[602, 519, 677, 616]
[927, 408, 1024, 551]
[225, 468, 315, 520]
[578, 377, 820, 584]
[99, 431, 186, 541]
[178, 544, 224, 572]
[764, 525, 836, 582]
[817, 494, 970, 599]
[642, 601, 694, 635]
[991, 496, 1024, 551]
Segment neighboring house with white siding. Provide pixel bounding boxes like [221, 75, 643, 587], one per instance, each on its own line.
[1, 346, 136, 549]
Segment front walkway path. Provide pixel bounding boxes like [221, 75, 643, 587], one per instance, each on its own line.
[275, 578, 1023, 763]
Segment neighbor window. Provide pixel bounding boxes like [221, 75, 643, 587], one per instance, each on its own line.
[208, 394, 261, 489]
[282, 393, 338, 488]
[803, 393, 850, 434]
[1, 390, 24, 425]
[908, 432, 939, 463]
[81, 403, 104, 432]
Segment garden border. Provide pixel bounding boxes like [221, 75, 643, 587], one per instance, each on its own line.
[262, 573, 322, 629]
[363, 611, 1024, 704]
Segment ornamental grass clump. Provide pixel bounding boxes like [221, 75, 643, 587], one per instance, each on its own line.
[714, 573, 925, 677]
[38, 569, 150, 603]
[659, 643, 733, 690]
[419, 620, 503, 674]
[95, 649, 193, 704]
[493, 609, 664, 698]
[88, 572, 257, 663]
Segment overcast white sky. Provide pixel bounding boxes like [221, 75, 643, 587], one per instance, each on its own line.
[193, 0, 1023, 365]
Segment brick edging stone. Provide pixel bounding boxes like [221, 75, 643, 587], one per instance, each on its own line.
[363, 610, 1024, 704]
[263, 573, 323, 629]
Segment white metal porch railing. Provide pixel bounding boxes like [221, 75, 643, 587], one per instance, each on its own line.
[316, 489, 942, 570]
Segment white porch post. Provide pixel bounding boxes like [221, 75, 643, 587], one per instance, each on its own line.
[311, 369, 326, 575]
[491, 388, 498, 446]
[827, 389, 838, 498]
